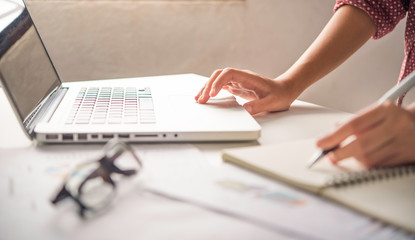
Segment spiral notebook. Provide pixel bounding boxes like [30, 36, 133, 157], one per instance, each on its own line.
[222, 139, 415, 234]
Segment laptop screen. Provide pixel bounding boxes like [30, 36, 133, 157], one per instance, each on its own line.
[0, 1, 60, 122]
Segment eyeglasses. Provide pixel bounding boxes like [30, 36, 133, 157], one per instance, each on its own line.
[50, 139, 142, 218]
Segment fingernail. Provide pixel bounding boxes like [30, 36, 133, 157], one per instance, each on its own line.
[327, 153, 337, 165]
[244, 105, 252, 114]
[209, 89, 215, 97]
[316, 139, 323, 147]
[197, 95, 203, 103]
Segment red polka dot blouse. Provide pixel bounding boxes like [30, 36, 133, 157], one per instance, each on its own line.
[335, 0, 414, 104]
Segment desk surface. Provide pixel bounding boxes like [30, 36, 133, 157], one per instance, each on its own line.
[0, 86, 410, 240]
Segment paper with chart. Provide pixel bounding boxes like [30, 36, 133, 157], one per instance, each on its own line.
[138, 145, 411, 240]
[0, 144, 412, 240]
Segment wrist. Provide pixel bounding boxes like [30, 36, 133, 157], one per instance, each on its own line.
[274, 75, 308, 103]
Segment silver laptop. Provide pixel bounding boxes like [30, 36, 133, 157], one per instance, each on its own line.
[0, 1, 260, 143]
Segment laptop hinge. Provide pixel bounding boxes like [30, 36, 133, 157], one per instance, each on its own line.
[23, 86, 68, 137]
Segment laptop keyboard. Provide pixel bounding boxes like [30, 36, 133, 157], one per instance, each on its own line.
[65, 87, 156, 125]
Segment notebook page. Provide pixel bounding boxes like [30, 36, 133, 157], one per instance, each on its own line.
[222, 138, 366, 192]
[322, 174, 415, 234]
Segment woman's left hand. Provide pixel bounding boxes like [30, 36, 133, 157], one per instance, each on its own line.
[317, 101, 415, 168]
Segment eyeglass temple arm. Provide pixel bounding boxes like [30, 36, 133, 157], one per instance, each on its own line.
[77, 167, 116, 195]
[51, 185, 90, 218]
[51, 185, 71, 204]
[107, 142, 143, 169]
[101, 157, 137, 176]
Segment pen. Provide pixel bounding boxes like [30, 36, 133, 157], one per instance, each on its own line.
[307, 70, 415, 168]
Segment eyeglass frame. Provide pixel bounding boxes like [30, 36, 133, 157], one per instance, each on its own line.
[50, 139, 143, 218]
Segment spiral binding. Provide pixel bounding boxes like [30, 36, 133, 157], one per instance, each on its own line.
[326, 164, 415, 188]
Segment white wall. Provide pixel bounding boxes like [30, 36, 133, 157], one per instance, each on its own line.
[27, 0, 409, 112]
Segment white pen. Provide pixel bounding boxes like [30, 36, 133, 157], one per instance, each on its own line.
[307, 70, 415, 168]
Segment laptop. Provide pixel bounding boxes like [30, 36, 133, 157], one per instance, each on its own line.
[0, 1, 261, 143]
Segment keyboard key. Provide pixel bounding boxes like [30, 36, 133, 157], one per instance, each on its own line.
[66, 86, 155, 125]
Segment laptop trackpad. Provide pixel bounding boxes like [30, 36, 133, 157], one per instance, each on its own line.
[205, 95, 239, 108]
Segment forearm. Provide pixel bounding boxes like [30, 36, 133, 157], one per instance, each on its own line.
[279, 5, 377, 99]
[407, 102, 415, 119]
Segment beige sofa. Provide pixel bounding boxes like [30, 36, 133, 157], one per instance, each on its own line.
[26, 0, 408, 112]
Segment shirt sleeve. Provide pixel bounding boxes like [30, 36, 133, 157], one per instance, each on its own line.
[334, 0, 407, 39]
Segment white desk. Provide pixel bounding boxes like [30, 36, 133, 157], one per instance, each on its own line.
[0, 86, 411, 240]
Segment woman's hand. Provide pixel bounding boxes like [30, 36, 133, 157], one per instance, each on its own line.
[195, 68, 297, 115]
[317, 101, 415, 168]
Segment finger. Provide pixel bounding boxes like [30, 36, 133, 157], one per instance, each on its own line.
[221, 83, 234, 91]
[326, 140, 353, 164]
[243, 95, 275, 115]
[226, 87, 258, 100]
[330, 118, 394, 161]
[197, 69, 222, 104]
[210, 68, 249, 97]
[330, 134, 395, 168]
[376, 153, 415, 168]
[375, 127, 415, 168]
[226, 87, 244, 96]
[375, 141, 415, 168]
[317, 103, 387, 150]
[195, 78, 219, 100]
[194, 85, 206, 101]
[364, 141, 399, 168]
